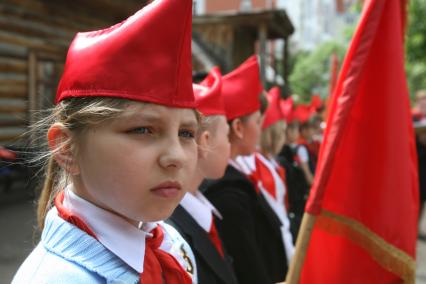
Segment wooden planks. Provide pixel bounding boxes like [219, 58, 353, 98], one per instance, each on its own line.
[0, 0, 147, 145]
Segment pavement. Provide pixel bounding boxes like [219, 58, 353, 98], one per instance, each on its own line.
[0, 190, 425, 283]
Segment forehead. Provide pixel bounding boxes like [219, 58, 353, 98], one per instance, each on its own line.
[118, 102, 198, 125]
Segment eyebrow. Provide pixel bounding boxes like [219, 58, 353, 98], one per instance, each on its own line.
[123, 112, 198, 128]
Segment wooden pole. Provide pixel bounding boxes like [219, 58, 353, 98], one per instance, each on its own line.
[285, 213, 317, 284]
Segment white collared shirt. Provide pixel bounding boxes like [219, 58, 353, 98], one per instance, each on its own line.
[228, 158, 245, 173]
[63, 186, 153, 273]
[62, 186, 198, 283]
[180, 191, 222, 233]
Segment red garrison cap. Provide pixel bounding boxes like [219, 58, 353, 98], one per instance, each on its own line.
[288, 104, 314, 123]
[193, 67, 225, 116]
[280, 96, 294, 121]
[221, 55, 263, 120]
[262, 87, 283, 129]
[55, 0, 194, 108]
[310, 94, 323, 110]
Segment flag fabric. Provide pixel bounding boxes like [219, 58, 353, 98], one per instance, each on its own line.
[324, 52, 340, 120]
[300, 0, 418, 283]
[328, 53, 339, 98]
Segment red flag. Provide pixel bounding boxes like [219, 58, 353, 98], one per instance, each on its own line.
[300, 0, 418, 283]
[328, 53, 339, 97]
[324, 53, 339, 121]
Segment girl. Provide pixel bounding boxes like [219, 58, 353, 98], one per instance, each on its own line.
[13, 0, 198, 283]
[168, 67, 239, 284]
[204, 56, 287, 284]
[236, 86, 294, 265]
[277, 115, 309, 241]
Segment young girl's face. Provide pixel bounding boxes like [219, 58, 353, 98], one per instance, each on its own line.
[200, 116, 230, 179]
[239, 110, 262, 156]
[73, 103, 199, 223]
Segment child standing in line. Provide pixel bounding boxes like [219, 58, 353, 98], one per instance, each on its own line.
[168, 67, 239, 284]
[13, 0, 198, 283]
[236, 86, 294, 265]
[204, 56, 287, 284]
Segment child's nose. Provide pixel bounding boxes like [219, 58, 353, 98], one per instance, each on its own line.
[158, 138, 185, 170]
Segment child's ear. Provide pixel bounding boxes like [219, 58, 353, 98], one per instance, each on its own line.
[47, 123, 80, 175]
[197, 130, 210, 159]
[231, 118, 244, 140]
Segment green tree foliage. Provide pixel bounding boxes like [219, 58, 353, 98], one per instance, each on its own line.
[406, 0, 426, 97]
[288, 41, 346, 102]
[288, 0, 426, 103]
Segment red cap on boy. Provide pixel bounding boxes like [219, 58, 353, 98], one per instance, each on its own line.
[221, 56, 263, 120]
[55, 0, 194, 108]
[193, 67, 225, 116]
[262, 87, 284, 129]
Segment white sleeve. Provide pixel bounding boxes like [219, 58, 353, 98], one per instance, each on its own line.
[297, 145, 309, 163]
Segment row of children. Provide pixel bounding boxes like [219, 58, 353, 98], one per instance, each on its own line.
[12, 0, 322, 283]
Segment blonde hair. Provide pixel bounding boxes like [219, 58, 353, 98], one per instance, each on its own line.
[260, 120, 286, 156]
[200, 115, 223, 134]
[197, 114, 224, 153]
[33, 97, 130, 230]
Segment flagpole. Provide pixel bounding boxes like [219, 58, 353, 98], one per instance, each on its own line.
[285, 213, 317, 284]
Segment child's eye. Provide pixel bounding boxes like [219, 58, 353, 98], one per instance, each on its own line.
[179, 129, 195, 139]
[129, 127, 153, 134]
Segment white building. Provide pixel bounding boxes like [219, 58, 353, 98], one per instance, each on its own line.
[276, 0, 360, 51]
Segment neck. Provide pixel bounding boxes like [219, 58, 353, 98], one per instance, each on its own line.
[70, 178, 140, 228]
[230, 143, 240, 160]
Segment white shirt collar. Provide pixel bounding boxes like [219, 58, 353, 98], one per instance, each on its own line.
[180, 191, 222, 233]
[63, 185, 156, 273]
[234, 154, 256, 175]
[228, 158, 244, 173]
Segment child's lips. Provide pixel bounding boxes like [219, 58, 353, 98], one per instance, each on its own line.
[150, 181, 182, 198]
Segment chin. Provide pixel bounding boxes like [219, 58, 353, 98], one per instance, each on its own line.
[141, 204, 179, 222]
[144, 211, 174, 222]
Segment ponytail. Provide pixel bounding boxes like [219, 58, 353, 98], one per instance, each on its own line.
[37, 157, 59, 230]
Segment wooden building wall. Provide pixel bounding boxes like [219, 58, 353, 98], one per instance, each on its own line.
[0, 0, 145, 146]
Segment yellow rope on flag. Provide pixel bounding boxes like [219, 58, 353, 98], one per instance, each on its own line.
[316, 209, 415, 284]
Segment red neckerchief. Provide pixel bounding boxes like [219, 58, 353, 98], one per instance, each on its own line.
[208, 219, 224, 258]
[54, 191, 192, 284]
[141, 226, 192, 284]
[253, 154, 277, 199]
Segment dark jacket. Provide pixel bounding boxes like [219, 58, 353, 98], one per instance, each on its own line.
[168, 205, 239, 284]
[204, 165, 287, 284]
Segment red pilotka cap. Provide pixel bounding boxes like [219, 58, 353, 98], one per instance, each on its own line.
[287, 104, 314, 123]
[55, 0, 194, 108]
[262, 86, 284, 129]
[279, 96, 293, 121]
[193, 67, 226, 116]
[221, 55, 263, 120]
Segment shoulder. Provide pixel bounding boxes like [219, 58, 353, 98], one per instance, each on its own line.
[13, 243, 104, 284]
[205, 167, 255, 196]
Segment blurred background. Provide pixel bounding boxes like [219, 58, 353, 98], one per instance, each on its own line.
[0, 0, 425, 283]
